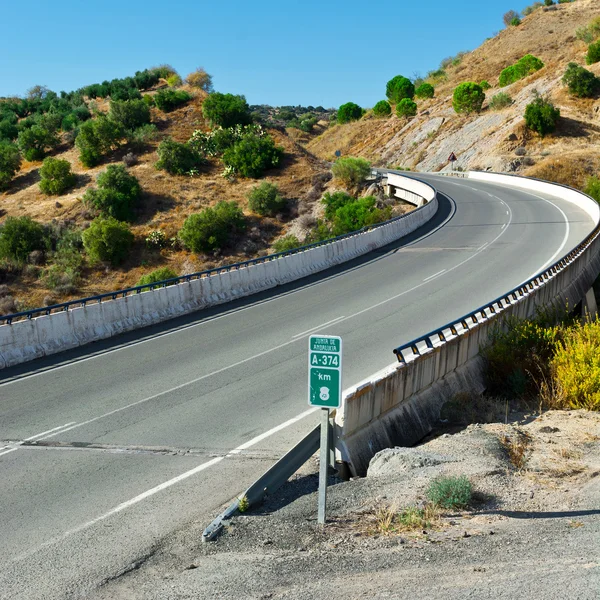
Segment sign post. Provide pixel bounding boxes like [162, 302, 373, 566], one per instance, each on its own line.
[308, 334, 342, 525]
[448, 152, 458, 171]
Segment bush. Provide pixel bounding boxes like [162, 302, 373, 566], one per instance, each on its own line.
[332, 157, 371, 190]
[337, 102, 364, 124]
[39, 158, 76, 195]
[109, 99, 151, 131]
[154, 89, 192, 112]
[415, 83, 435, 99]
[372, 100, 392, 117]
[332, 197, 391, 235]
[166, 74, 182, 87]
[0, 141, 22, 190]
[83, 164, 141, 221]
[499, 55, 544, 86]
[452, 82, 485, 114]
[584, 176, 600, 202]
[0, 119, 18, 141]
[186, 67, 213, 93]
[386, 75, 415, 103]
[17, 123, 58, 161]
[128, 123, 160, 149]
[273, 234, 301, 253]
[44, 229, 84, 294]
[587, 41, 600, 66]
[202, 93, 252, 128]
[247, 182, 286, 216]
[82, 217, 134, 265]
[0, 216, 46, 264]
[480, 80, 492, 90]
[76, 116, 124, 167]
[503, 10, 521, 26]
[142, 94, 155, 108]
[222, 133, 283, 178]
[488, 92, 513, 110]
[523, 2, 543, 16]
[322, 191, 355, 220]
[155, 138, 204, 175]
[524, 94, 560, 136]
[576, 17, 600, 43]
[136, 267, 178, 288]
[510, 17, 522, 26]
[396, 98, 417, 117]
[426, 476, 472, 509]
[562, 63, 600, 98]
[178, 201, 246, 252]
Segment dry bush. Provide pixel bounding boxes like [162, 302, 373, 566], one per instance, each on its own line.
[525, 154, 600, 190]
[501, 430, 532, 469]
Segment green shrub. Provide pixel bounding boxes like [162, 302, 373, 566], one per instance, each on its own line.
[544, 0, 554, 5]
[76, 116, 124, 167]
[154, 89, 192, 112]
[0, 216, 46, 264]
[337, 102, 364, 124]
[524, 94, 560, 136]
[189, 125, 264, 157]
[426, 476, 472, 509]
[247, 182, 286, 216]
[332, 196, 391, 235]
[322, 190, 355, 220]
[576, 17, 600, 43]
[305, 219, 333, 243]
[166, 74, 182, 87]
[109, 99, 151, 131]
[142, 94, 155, 107]
[584, 176, 600, 202]
[562, 63, 600, 98]
[39, 158, 76, 195]
[510, 17, 522, 26]
[17, 123, 58, 161]
[202, 93, 252, 128]
[587, 41, 600, 66]
[0, 141, 22, 190]
[136, 267, 178, 288]
[332, 157, 371, 190]
[151, 64, 178, 80]
[44, 229, 84, 293]
[178, 201, 246, 252]
[82, 217, 134, 265]
[415, 83, 435, 99]
[372, 100, 392, 117]
[386, 75, 415, 103]
[128, 123, 160, 149]
[222, 133, 283, 178]
[273, 234, 301, 253]
[0, 119, 19, 141]
[480, 80, 492, 90]
[452, 82, 485, 114]
[499, 55, 544, 86]
[396, 98, 417, 117]
[83, 164, 141, 221]
[523, 2, 543, 16]
[155, 138, 204, 175]
[503, 10, 521, 26]
[488, 92, 513, 110]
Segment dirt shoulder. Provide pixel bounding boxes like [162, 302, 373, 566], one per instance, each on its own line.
[90, 409, 599, 600]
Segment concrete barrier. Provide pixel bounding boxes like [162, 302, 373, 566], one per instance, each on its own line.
[335, 172, 600, 475]
[0, 174, 438, 369]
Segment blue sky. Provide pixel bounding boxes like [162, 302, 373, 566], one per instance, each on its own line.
[1, 0, 537, 107]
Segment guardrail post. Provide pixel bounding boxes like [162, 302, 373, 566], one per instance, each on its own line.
[318, 408, 330, 525]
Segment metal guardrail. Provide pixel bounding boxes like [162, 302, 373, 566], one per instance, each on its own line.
[0, 191, 430, 325]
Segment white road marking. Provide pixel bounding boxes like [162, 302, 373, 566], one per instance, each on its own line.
[0, 422, 77, 457]
[12, 406, 318, 563]
[423, 270, 446, 282]
[292, 317, 345, 339]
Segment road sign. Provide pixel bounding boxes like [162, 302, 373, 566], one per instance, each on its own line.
[308, 335, 342, 409]
[448, 152, 457, 162]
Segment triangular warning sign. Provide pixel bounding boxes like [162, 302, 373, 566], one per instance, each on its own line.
[448, 152, 457, 162]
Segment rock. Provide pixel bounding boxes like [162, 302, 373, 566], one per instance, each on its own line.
[367, 447, 455, 478]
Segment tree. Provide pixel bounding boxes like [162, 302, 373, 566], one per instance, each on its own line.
[337, 102, 364, 124]
[452, 82, 485, 114]
[332, 197, 392, 236]
[386, 75, 415, 103]
[83, 164, 141, 221]
[0, 141, 22, 190]
[222, 133, 283, 178]
[247, 182, 286, 216]
[415, 83, 435, 99]
[186, 67, 214, 93]
[322, 191, 354, 220]
[75, 116, 124, 167]
[17, 123, 58, 161]
[109, 99, 151, 131]
[178, 201, 246, 252]
[524, 94, 560, 136]
[396, 98, 418, 118]
[155, 138, 204, 175]
[562, 63, 600, 98]
[0, 216, 46, 264]
[202, 93, 252, 128]
[587, 41, 600, 65]
[39, 158, 76, 195]
[372, 100, 392, 117]
[82, 217, 134, 265]
[331, 157, 371, 190]
[503, 10, 521, 26]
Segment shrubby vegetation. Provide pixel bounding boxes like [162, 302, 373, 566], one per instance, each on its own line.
[202, 93, 252, 128]
[331, 157, 371, 190]
[479, 80, 492, 90]
[452, 82, 485, 114]
[0, 216, 46, 264]
[222, 133, 282, 178]
[499, 55, 544, 87]
[178, 201, 246, 252]
[576, 16, 600, 44]
[136, 267, 178, 288]
[503, 10, 521, 26]
[0, 141, 22, 190]
[272, 234, 301, 253]
[396, 98, 417, 118]
[155, 138, 204, 176]
[247, 182, 286, 217]
[488, 92, 513, 110]
[76, 116, 124, 167]
[82, 217, 134, 265]
[386, 75, 415, 103]
[415, 83, 434, 99]
[154, 89, 192, 112]
[584, 176, 600, 203]
[322, 191, 355, 220]
[331, 196, 391, 236]
[109, 99, 151, 131]
[337, 102, 364, 124]
[186, 67, 213, 93]
[524, 93, 560, 136]
[83, 164, 141, 221]
[372, 100, 392, 117]
[39, 158, 76, 195]
[587, 41, 600, 66]
[562, 63, 600, 97]
[17, 119, 59, 161]
[44, 225, 85, 294]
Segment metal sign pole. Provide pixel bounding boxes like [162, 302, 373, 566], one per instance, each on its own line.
[317, 407, 330, 525]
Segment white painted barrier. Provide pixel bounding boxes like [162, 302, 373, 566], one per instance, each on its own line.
[0, 174, 438, 369]
[335, 172, 600, 475]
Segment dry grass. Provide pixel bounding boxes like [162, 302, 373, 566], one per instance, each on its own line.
[370, 503, 441, 536]
[501, 430, 532, 470]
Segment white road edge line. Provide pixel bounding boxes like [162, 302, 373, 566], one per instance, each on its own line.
[0, 422, 77, 458]
[292, 317, 345, 339]
[423, 270, 446, 282]
[12, 407, 318, 564]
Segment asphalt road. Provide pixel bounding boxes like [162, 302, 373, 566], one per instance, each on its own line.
[0, 174, 595, 599]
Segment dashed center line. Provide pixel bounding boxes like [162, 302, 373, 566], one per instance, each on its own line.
[423, 270, 446, 282]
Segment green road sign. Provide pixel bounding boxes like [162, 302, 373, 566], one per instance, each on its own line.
[308, 335, 342, 408]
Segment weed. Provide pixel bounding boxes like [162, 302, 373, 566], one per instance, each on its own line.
[501, 430, 532, 469]
[426, 476, 472, 509]
[397, 504, 440, 531]
[238, 495, 249, 513]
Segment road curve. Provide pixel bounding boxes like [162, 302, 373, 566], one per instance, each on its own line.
[0, 174, 596, 599]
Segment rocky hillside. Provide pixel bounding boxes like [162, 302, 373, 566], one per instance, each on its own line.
[308, 0, 600, 190]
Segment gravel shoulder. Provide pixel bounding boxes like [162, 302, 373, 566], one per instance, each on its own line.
[90, 410, 600, 600]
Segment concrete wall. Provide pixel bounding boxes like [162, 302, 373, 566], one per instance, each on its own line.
[335, 172, 600, 475]
[0, 174, 438, 369]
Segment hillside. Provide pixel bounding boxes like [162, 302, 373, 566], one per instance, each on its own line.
[309, 0, 600, 190]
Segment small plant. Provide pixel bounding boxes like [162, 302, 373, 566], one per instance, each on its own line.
[273, 234, 301, 253]
[488, 92, 513, 110]
[588, 41, 600, 66]
[524, 93, 560, 137]
[501, 431, 532, 469]
[503, 10, 521, 26]
[373, 505, 396, 535]
[0, 216, 46, 264]
[82, 217, 134, 265]
[510, 16, 522, 26]
[0, 141, 22, 190]
[426, 475, 472, 509]
[238, 495, 250, 513]
[584, 176, 600, 203]
[386, 75, 415, 103]
[479, 80, 492, 90]
[83, 164, 141, 221]
[154, 89, 192, 112]
[452, 82, 485, 114]
[372, 100, 392, 117]
[415, 83, 435, 99]
[337, 102, 364, 124]
[136, 267, 178, 288]
[166, 74, 182, 88]
[39, 157, 76, 195]
[396, 98, 417, 118]
[397, 504, 439, 531]
[156, 138, 204, 176]
[331, 156, 371, 191]
[145, 230, 167, 249]
[247, 182, 286, 217]
[563, 63, 600, 98]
